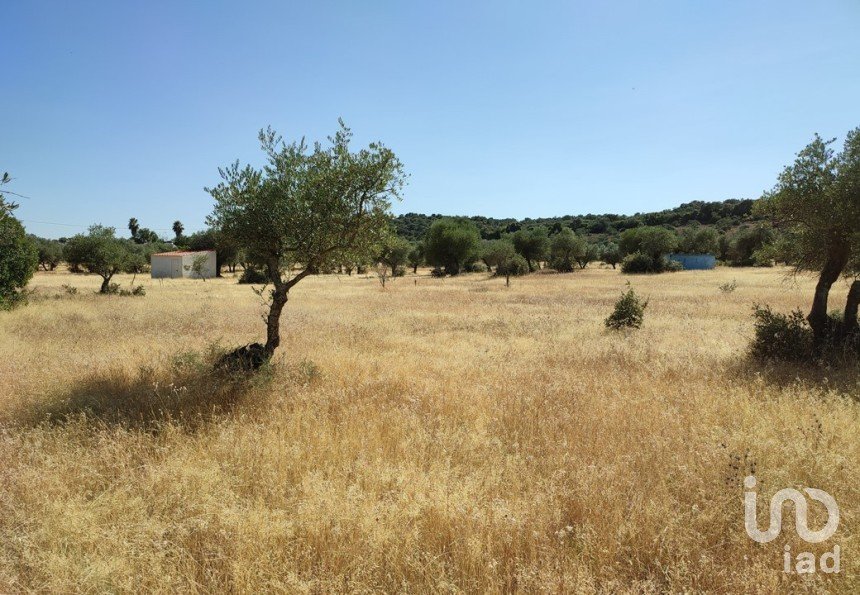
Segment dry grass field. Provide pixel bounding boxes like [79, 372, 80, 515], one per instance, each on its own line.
[0, 266, 857, 593]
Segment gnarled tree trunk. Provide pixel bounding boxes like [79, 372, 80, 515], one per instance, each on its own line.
[264, 285, 288, 358]
[808, 247, 849, 344]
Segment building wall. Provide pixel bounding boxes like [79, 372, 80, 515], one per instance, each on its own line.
[180, 251, 217, 279]
[151, 255, 182, 278]
[668, 253, 716, 270]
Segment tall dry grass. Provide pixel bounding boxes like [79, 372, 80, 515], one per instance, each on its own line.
[0, 266, 857, 593]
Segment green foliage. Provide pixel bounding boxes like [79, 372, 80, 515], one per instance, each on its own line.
[548, 228, 583, 272]
[722, 224, 775, 266]
[406, 242, 424, 272]
[424, 218, 481, 276]
[511, 227, 549, 272]
[757, 129, 860, 278]
[392, 198, 761, 243]
[620, 252, 664, 274]
[480, 239, 516, 270]
[750, 305, 814, 362]
[677, 225, 719, 254]
[238, 267, 268, 284]
[600, 242, 622, 268]
[32, 237, 63, 271]
[0, 208, 38, 308]
[495, 253, 529, 278]
[605, 283, 648, 329]
[63, 225, 134, 293]
[1, 176, 38, 307]
[619, 226, 678, 261]
[207, 121, 404, 357]
[172, 221, 184, 240]
[378, 235, 411, 276]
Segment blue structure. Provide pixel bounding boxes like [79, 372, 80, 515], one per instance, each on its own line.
[668, 253, 716, 270]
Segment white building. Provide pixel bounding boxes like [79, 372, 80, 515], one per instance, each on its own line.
[150, 250, 217, 279]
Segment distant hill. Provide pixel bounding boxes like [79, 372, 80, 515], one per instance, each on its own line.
[394, 198, 762, 242]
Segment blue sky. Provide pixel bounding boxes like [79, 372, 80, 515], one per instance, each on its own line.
[3, 1, 860, 239]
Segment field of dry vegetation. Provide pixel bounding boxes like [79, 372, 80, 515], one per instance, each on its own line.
[0, 266, 857, 593]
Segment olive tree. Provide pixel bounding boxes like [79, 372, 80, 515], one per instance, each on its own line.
[757, 128, 860, 343]
[407, 241, 424, 273]
[511, 227, 549, 272]
[424, 218, 480, 275]
[1, 174, 38, 306]
[548, 228, 582, 272]
[206, 122, 405, 360]
[377, 234, 411, 277]
[64, 225, 131, 293]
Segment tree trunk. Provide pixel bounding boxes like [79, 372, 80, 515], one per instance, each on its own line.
[264, 286, 289, 357]
[100, 276, 111, 293]
[845, 279, 860, 335]
[808, 248, 849, 344]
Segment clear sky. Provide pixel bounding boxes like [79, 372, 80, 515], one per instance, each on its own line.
[3, 1, 860, 239]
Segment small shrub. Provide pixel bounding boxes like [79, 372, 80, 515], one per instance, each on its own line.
[393, 266, 406, 277]
[118, 284, 146, 297]
[239, 267, 268, 284]
[466, 261, 488, 273]
[430, 267, 445, 277]
[749, 305, 813, 361]
[103, 282, 121, 295]
[605, 283, 648, 330]
[719, 280, 738, 293]
[61, 284, 78, 295]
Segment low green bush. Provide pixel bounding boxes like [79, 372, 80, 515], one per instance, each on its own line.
[605, 283, 648, 329]
[238, 267, 268, 284]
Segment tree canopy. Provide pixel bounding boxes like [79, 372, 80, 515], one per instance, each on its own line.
[207, 122, 405, 358]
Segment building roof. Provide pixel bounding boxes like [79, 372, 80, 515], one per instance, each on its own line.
[152, 250, 214, 257]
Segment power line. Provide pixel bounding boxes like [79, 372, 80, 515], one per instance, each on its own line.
[21, 219, 179, 233]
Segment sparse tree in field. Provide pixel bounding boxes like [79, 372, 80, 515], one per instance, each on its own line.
[757, 128, 860, 345]
[424, 218, 480, 276]
[511, 227, 549, 272]
[172, 220, 184, 241]
[377, 234, 410, 277]
[407, 241, 424, 273]
[495, 252, 529, 286]
[0, 173, 38, 307]
[601, 242, 622, 269]
[64, 225, 132, 293]
[206, 122, 405, 360]
[605, 283, 648, 329]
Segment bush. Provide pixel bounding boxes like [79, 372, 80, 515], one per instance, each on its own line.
[750, 306, 859, 362]
[620, 252, 656, 274]
[750, 305, 813, 362]
[119, 285, 146, 297]
[605, 283, 648, 329]
[719, 280, 737, 293]
[393, 266, 406, 277]
[239, 267, 268, 284]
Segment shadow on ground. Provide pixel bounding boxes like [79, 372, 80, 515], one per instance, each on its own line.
[18, 350, 271, 431]
[729, 356, 859, 401]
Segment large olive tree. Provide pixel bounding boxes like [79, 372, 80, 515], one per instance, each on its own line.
[0, 173, 38, 306]
[206, 122, 405, 359]
[757, 128, 860, 344]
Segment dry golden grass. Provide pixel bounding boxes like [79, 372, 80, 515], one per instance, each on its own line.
[0, 266, 857, 593]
